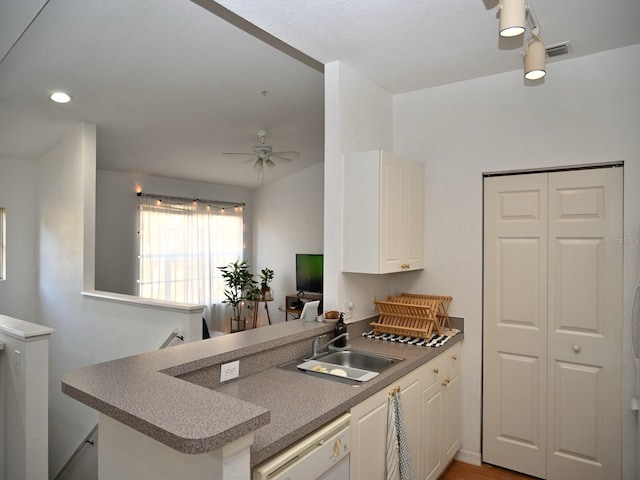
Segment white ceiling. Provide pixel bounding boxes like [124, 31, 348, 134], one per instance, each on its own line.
[1, 0, 638, 189]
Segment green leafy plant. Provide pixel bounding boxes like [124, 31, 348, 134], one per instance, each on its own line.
[259, 267, 275, 293]
[218, 259, 257, 322]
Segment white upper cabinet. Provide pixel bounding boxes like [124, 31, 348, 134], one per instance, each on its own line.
[342, 150, 425, 274]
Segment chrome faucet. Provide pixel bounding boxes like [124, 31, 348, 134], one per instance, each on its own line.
[306, 333, 350, 360]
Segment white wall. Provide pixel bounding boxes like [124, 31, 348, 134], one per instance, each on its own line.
[95, 169, 253, 296]
[2, 127, 324, 475]
[36, 123, 93, 475]
[251, 162, 324, 325]
[3, 46, 637, 478]
[35, 125, 202, 476]
[324, 61, 410, 319]
[393, 45, 640, 478]
[0, 157, 37, 322]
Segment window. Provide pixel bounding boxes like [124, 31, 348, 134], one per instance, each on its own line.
[0, 208, 5, 280]
[137, 194, 244, 306]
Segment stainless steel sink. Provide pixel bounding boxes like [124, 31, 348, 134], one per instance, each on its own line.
[318, 350, 403, 373]
[285, 350, 404, 383]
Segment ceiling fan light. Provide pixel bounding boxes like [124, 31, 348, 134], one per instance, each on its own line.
[266, 159, 275, 169]
[254, 159, 263, 171]
[499, 0, 526, 37]
[524, 36, 546, 80]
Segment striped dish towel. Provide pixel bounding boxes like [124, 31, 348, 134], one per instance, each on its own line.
[387, 391, 415, 480]
[386, 394, 400, 480]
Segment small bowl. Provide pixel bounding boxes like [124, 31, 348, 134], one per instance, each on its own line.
[324, 310, 340, 319]
[319, 316, 338, 324]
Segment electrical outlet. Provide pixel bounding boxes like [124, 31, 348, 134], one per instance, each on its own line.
[342, 300, 353, 319]
[220, 360, 240, 382]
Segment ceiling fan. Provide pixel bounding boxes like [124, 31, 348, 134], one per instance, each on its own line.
[223, 129, 299, 171]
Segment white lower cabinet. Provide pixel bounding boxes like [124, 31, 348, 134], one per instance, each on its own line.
[423, 364, 461, 480]
[350, 343, 461, 480]
[349, 369, 421, 480]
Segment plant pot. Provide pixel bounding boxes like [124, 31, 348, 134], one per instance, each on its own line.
[230, 316, 247, 332]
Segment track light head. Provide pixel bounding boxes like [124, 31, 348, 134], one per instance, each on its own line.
[524, 34, 546, 80]
[499, 0, 526, 37]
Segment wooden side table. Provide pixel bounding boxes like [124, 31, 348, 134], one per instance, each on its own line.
[252, 298, 273, 328]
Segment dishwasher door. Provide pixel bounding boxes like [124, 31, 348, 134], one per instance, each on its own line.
[253, 413, 351, 480]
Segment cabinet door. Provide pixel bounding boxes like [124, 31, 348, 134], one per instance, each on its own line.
[350, 372, 421, 480]
[350, 390, 388, 480]
[399, 372, 422, 480]
[380, 152, 404, 273]
[422, 379, 444, 480]
[442, 366, 461, 464]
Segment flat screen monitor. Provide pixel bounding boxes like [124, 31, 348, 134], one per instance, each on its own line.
[296, 254, 323, 294]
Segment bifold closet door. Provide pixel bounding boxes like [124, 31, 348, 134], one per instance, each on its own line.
[483, 173, 549, 478]
[483, 167, 622, 480]
[546, 168, 622, 479]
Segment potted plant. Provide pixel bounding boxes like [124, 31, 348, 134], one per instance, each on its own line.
[219, 259, 257, 331]
[259, 267, 275, 301]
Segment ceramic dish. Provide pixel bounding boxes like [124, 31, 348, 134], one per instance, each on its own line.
[317, 314, 339, 324]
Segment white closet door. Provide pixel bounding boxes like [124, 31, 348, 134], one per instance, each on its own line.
[546, 168, 622, 480]
[483, 173, 548, 478]
[483, 167, 623, 480]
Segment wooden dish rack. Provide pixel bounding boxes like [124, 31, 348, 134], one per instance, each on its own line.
[371, 293, 453, 339]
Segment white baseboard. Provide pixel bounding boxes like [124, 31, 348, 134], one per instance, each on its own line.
[454, 449, 482, 466]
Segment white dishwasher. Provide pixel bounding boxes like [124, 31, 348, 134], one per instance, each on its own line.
[253, 413, 351, 480]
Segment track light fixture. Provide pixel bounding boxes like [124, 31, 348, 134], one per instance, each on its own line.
[524, 30, 546, 80]
[499, 0, 526, 38]
[522, 2, 546, 80]
[498, 0, 547, 80]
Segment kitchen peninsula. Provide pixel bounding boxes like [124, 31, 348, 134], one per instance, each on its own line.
[62, 317, 463, 479]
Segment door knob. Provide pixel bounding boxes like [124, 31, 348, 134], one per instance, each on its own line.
[572, 344, 581, 353]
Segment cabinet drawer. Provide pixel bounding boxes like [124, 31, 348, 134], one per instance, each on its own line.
[443, 342, 461, 372]
[423, 342, 461, 384]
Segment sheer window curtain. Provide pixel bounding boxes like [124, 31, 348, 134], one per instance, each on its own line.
[138, 194, 244, 329]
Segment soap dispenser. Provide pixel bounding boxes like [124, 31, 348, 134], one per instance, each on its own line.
[334, 312, 347, 348]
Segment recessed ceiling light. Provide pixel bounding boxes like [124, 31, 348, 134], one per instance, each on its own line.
[50, 92, 72, 104]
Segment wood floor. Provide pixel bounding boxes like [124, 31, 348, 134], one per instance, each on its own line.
[439, 460, 541, 480]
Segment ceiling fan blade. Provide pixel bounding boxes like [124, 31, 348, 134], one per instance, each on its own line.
[271, 155, 293, 162]
[244, 156, 259, 163]
[272, 151, 299, 156]
[222, 152, 256, 156]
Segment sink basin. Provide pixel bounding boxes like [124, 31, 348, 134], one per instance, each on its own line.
[287, 350, 404, 383]
[318, 350, 403, 373]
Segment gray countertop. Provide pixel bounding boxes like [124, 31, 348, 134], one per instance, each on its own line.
[62, 317, 463, 465]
